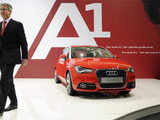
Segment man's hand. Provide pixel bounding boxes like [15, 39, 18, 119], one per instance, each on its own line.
[22, 59, 28, 66]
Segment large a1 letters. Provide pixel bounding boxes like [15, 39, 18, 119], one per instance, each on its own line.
[32, 3, 111, 59]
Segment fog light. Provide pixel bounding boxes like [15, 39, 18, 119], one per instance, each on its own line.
[127, 81, 136, 88]
[78, 83, 96, 90]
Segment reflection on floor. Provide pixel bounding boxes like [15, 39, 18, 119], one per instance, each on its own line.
[0, 79, 160, 120]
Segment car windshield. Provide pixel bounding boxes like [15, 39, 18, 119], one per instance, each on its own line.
[71, 47, 114, 58]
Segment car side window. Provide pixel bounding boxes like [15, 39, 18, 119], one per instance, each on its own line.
[63, 48, 67, 54]
[63, 47, 70, 59]
[66, 53, 69, 59]
[66, 47, 70, 59]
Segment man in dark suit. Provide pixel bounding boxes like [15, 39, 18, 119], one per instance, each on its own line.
[0, 3, 28, 117]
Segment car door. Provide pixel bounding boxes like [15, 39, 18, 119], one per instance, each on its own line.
[57, 47, 69, 83]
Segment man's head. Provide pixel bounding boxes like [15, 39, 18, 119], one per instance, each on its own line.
[0, 3, 12, 20]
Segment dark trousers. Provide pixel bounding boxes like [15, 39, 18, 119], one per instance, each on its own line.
[0, 64, 17, 112]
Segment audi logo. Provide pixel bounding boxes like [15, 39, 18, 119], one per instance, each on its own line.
[106, 71, 118, 76]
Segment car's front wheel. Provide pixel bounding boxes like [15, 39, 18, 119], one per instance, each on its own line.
[66, 72, 76, 96]
[54, 69, 61, 83]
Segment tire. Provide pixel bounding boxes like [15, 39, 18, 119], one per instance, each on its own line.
[66, 72, 76, 96]
[54, 69, 61, 83]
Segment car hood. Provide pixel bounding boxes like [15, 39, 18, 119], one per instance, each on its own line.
[71, 58, 131, 70]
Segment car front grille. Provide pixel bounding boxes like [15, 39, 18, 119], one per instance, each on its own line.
[96, 69, 126, 88]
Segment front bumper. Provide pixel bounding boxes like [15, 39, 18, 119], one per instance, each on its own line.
[70, 68, 136, 94]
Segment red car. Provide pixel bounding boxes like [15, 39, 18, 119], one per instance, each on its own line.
[54, 46, 135, 96]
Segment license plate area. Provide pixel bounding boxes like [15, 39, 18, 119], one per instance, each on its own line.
[101, 77, 123, 84]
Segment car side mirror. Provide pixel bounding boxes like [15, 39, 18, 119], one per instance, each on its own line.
[60, 54, 67, 61]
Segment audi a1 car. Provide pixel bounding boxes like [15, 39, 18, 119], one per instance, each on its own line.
[54, 46, 136, 96]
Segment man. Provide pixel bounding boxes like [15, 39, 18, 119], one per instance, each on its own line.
[0, 3, 28, 117]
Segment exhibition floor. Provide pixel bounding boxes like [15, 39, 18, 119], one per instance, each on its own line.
[1, 79, 160, 120]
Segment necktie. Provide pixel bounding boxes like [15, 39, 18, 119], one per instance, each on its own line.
[1, 21, 7, 36]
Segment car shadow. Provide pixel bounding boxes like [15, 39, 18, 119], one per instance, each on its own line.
[77, 92, 134, 100]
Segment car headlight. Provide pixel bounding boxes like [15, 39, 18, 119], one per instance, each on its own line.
[127, 67, 134, 73]
[74, 66, 93, 73]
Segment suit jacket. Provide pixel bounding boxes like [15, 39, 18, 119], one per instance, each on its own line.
[0, 19, 28, 64]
